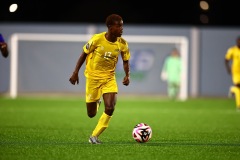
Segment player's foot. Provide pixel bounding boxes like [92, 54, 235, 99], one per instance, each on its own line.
[89, 136, 101, 144]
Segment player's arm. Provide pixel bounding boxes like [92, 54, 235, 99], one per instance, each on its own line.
[0, 42, 9, 58]
[122, 60, 130, 86]
[69, 52, 87, 85]
[224, 58, 231, 75]
[120, 41, 130, 86]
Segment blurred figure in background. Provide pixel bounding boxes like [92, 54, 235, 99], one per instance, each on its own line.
[0, 34, 9, 58]
[225, 36, 240, 111]
[161, 48, 181, 99]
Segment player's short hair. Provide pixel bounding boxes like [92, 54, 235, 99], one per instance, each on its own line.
[105, 14, 122, 27]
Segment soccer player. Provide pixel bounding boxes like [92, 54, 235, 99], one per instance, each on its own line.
[69, 14, 130, 144]
[0, 34, 9, 58]
[161, 48, 181, 99]
[225, 36, 240, 111]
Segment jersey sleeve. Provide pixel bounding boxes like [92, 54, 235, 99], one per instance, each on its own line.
[83, 35, 97, 54]
[121, 40, 131, 61]
[225, 47, 233, 60]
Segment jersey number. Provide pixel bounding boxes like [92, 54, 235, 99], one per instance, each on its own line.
[104, 52, 112, 59]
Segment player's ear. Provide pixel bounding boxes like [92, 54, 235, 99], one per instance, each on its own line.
[108, 25, 114, 32]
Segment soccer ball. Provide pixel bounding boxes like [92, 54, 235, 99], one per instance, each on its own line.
[132, 123, 152, 143]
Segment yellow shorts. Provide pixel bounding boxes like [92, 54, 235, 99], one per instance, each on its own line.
[232, 71, 240, 84]
[86, 77, 118, 103]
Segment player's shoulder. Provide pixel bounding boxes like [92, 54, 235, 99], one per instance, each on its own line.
[92, 32, 105, 39]
[117, 37, 128, 45]
[230, 45, 239, 49]
[227, 45, 239, 52]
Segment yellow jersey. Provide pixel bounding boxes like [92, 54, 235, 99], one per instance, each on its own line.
[225, 46, 240, 73]
[83, 32, 130, 79]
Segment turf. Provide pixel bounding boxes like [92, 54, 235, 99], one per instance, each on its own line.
[0, 97, 239, 160]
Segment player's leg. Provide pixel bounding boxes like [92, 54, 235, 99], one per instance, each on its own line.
[89, 108, 112, 144]
[90, 93, 116, 138]
[228, 85, 235, 98]
[174, 83, 180, 99]
[232, 73, 240, 110]
[168, 82, 178, 99]
[229, 85, 239, 107]
[167, 82, 173, 98]
[86, 78, 103, 144]
[85, 78, 102, 118]
[235, 84, 240, 110]
[90, 78, 118, 143]
[172, 76, 181, 99]
[86, 99, 101, 118]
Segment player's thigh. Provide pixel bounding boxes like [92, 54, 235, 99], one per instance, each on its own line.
[232, 72, 240, 85]
[86, 78, 102, 103]
[102, 77, 118, 94]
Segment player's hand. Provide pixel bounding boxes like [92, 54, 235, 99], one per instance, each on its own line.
[122, 76, 130, 86]
[0, 42, 9, 58]
[69, 72, 79, 85]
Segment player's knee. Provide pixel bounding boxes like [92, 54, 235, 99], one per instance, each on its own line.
[87, 111, 97, 118]
[105, 106, 115, 116]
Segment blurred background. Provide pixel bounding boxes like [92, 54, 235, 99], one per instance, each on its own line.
[0, 0, 239, 99]
[0, 0, 239, 26]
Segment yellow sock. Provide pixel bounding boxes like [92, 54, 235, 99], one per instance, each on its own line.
[92, 112, 112, 137]
[235, 87, 240, 108]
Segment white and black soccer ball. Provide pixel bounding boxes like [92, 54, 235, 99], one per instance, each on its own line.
[132, 123, 152, 143]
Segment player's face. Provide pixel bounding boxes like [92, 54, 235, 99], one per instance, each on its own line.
[111, 20, 123, 37]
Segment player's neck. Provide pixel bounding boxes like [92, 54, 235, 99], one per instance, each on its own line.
[105, 32, 117, 43]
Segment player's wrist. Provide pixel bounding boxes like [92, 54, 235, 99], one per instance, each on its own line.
[125, 72, 130, 77]
[73, 71, 78, 75]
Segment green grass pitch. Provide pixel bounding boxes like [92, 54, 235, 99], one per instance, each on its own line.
[0, 96, 240, 160]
